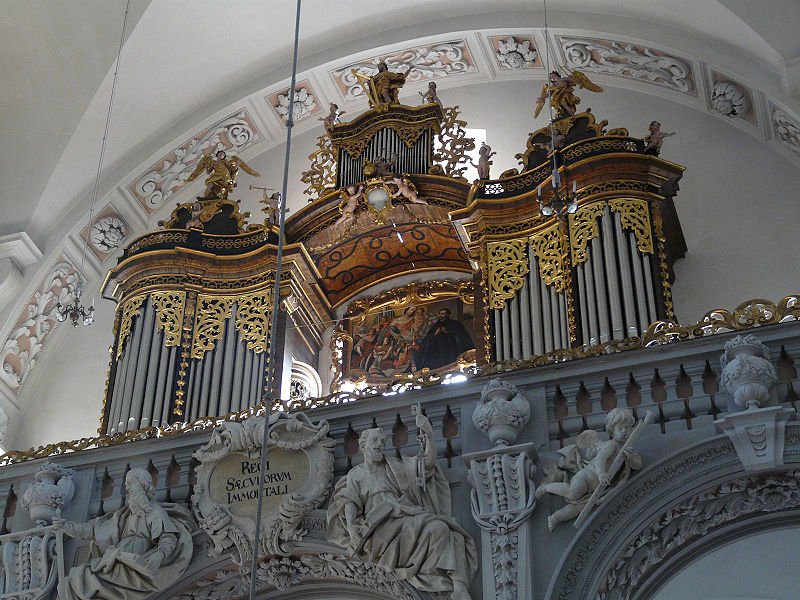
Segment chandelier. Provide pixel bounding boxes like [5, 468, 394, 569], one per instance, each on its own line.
[56, 286, 95, 327]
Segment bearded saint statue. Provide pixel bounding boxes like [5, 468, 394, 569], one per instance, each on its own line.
[54, 468, 196, 600]
[327, 413, 478, 600]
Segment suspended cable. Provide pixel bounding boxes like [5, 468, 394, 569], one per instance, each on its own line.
[247, 1, 302, 597]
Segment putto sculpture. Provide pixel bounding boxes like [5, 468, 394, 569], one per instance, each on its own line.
[327, 410, 478, 600]
[54, 468, 196, 600]
[536, 408, 651, 530]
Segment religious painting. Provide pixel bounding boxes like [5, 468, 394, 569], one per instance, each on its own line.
[336, 280, 475, 388]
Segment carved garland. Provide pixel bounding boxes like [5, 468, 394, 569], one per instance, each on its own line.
[301, 133, 337, 199]
[235, 290, 273, 354]
[432, 106, 475, 180]
[530, 224, 568, 292]
[569, 202, 606, 265]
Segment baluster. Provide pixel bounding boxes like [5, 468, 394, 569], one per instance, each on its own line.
[777, 346, 798, 410]
[344, 423, 359, 470]
[626, 373, 642, 420]
[675, 365, 694, 429]
[553, 386, 568, 446]
[651, 369, 667, 433]
[575, 382, 592, 432]
[0, 486, 17, 534]
[392, 414, 408, 459]
[601, 377, 617, 412]
[702, 360, 721, 419]
[442, 405, 459, 468]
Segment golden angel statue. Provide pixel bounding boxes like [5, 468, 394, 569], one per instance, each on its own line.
[534, 70, 603, 119]
[186, 150, 260, 200]
[353, 61, 412, 109]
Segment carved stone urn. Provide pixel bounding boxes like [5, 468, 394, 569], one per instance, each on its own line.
[19, 462, 75, 527]
[472, 378, 531, 445]
[720, 334, 778, 411]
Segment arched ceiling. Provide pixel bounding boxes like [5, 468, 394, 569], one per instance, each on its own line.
[2, 0, 800, 435]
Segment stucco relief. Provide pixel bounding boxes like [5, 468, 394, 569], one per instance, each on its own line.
[487, 35, 541, 70]
[79, 204, 130, 261]
[127, 108, 264, 212]
[559, 36, 695, 95]
[0, 256, 79, 394]
[709, 71, 755, 123]
[772, 106, 800, 155]
[267, 80, 320, 124]
[331, 40, 478, 102]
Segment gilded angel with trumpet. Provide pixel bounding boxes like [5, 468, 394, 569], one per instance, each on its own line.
[535, 70, 603, 119]
[186, 150, 260, 200]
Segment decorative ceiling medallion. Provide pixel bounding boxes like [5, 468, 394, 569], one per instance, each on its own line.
[0, 256, 80, 394]
[772, 105, 800, 155]
[558, 36, 696, 95]
[330, 40, 478, 102]
[709, 71, 755, 123]
[78, 204, 129, 261]
[127, 108, 264, 213]
[267, 80, 320, 124]
[487, 35, 541, 70]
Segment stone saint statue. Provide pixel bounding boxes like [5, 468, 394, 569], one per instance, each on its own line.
[53, 468, 196, 600]
[327, 413, 478, 600]
[186, 150, 260, 200]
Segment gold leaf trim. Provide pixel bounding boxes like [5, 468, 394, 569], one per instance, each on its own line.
[568, 202, 606, 265]
[235, 290, 273, 354]
[530, 224, 568, 292]
[116, 295, 147, 360]
[191, 295, 235, 359]
[609, 197, 653, 253]
[487, 239, 530, 309]
[151, 291, 186, 347]
[432, 106, 475, 180]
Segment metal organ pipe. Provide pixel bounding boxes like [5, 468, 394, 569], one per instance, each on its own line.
[510, 295, 522, 359]
[613, 212, 638, 336]
[528, 246, 544, 356]
[501, 303, 512, 361]
[600, 207, 624, 340]
[628, 232, 649, 334]
[589, 234, 610, 342]
[519, 274, 533, 358]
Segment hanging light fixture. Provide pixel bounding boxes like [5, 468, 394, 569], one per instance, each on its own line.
[538, 0, 579, 220]
[56, 0, 131, 328]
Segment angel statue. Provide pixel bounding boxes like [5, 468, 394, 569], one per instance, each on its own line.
[186, 150, 260, 200]
[534, 70, 603, 119]
[535, 408, 644, 531]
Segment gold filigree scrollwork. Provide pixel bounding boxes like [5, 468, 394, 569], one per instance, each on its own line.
[568, 202, 606, 265]
[337, 123, 431, 160]
[235, 289, 273, 354]
[530, 224, 568, 292]
[487, 239, 530, 309]
[151, 291, 185, 347]
[116, 295, 147, 360]
[191, 295, 235, 360]
[301, 133, 337, 199]
[609, 197, 653, 253]
[431, 106, 475, 180]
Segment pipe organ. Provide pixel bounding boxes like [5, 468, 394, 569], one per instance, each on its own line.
[328, 103, 443, 189]
[100, 200, 331, 433]
[451, 111, 686, 365]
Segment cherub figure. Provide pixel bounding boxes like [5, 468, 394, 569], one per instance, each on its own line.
[320, 103, 345, 128]
[419, 81, 442, 106]
[186, 201, 204, 229]
[643, 120, 675, 156]
[333, 184, 365, 228]
[391, 176, 427, 204]
[373, 151, 398, 177]
[535, 408, 642, 531]
[471, 142, 497, 180]
[534, 70, 603, 119]
[186, 150, 260, 200]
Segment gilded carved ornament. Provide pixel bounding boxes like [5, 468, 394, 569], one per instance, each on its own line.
[609, 197, 653, 253]
[301, 133, 337, 199]
[431, 106, 475, 180]
[530, 223, 569, 292]
[487, 239, 530, 310]
[190, 295, 235, 360]
[150, 291, 185, 347]
[336, 121, 432, 160]
[116, 295, 147, 359]
[235, 290, 273, 354]
[568, 202, 606, 265]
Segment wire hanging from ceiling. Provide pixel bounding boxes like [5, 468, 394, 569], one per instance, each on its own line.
[247, 1, 302, 598]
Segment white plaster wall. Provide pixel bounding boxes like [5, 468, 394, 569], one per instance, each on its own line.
[12, 78, 800, 450]
[653, 527, 800, 600]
